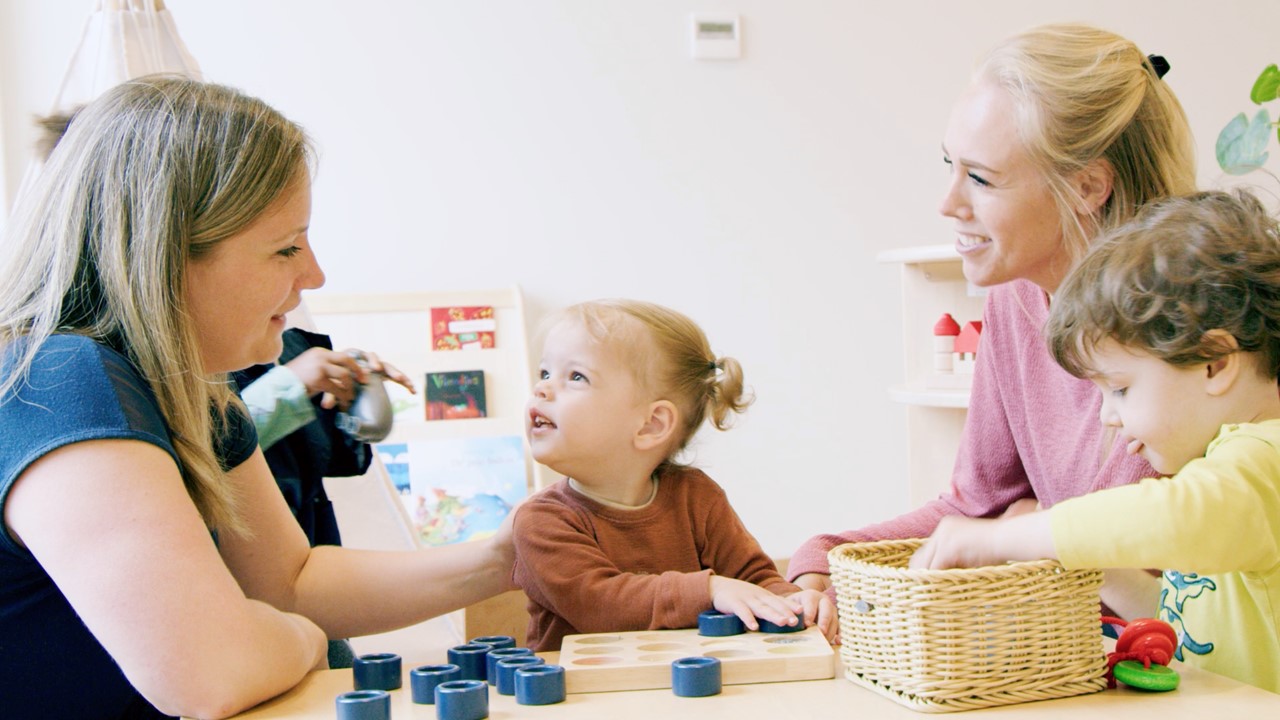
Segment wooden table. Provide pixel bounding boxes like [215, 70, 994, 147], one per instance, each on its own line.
[224, 652, 1278, 719]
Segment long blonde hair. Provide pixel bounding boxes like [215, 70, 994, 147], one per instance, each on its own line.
[556, 299, 752, 463]
[0, 75, 313, 533]
[978, 23, 1197, 261]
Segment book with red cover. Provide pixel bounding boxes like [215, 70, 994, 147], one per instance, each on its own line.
[430, 306, 496, 351]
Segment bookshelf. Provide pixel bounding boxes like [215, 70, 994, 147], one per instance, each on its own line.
[878, 245, 985, 505]
[292, 285, 544, 646]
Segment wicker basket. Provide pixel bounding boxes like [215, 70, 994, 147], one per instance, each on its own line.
[829, 539, 1107, 713]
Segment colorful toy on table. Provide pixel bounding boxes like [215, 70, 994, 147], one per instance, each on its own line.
[697, 609, 745, 637]
[699, 608, 803, 636]
[671, 656, 722, 697]
[434, 679, 488, 720]
[1101, 616, 1180, 692]
[495, 656, 545, 696]
[484, 647, 533, 685]
[446, 643, 490, 681]
[757, 610, 806, 634]
[515, 664, 567, 705]
[410, 664, 462, 705]
[335, 689, 391, 720]
[352, 653, 402, 691]
[469, 634, 516, 651]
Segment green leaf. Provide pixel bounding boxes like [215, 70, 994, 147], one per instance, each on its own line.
[1216, 108, 1271, 175]
[1252, 64, 1280, 104]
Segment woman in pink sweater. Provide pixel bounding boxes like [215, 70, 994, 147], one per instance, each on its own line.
[789, 23, 1197, 617]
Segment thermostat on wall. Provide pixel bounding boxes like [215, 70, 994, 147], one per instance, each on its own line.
[690, 14, 740, 60]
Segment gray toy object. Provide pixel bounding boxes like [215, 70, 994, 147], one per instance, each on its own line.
[336, 350, 394, 443]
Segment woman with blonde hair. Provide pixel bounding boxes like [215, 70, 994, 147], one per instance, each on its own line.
[788, 23, 1197, 618]
[0, 76, 514, 719]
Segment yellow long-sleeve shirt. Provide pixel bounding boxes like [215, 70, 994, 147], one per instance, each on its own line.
[1052, 421, 1280, 693]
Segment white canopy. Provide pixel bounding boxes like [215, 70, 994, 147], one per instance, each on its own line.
[13, 0, 201, 204]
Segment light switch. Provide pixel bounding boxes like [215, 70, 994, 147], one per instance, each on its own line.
[690, 14, 740, 60]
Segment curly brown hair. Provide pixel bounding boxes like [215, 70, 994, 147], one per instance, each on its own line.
[1047, 189, 1280, 381]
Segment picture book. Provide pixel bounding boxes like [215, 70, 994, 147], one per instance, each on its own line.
[377, 436, 528, 547]
[430, 305, 496, 351]
[425, 369, 487, 420]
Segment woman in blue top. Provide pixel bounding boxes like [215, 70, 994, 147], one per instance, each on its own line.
[0, 76, 515, 719]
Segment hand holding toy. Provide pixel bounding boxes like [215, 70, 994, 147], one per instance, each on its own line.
[336, 350, 394, 443]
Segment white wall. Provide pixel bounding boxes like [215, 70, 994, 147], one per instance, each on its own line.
[3, 1, 1278, 557]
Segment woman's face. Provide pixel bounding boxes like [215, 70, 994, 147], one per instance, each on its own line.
[185, 174, 325, 374]
[938, 81, 1076, 293]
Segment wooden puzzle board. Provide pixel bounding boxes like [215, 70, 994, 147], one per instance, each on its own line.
[559, 626, 835, 693]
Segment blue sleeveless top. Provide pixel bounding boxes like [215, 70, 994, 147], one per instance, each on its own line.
[0, 335, 256, 719]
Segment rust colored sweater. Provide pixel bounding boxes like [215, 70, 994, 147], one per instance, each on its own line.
[512, 466, 797, 651]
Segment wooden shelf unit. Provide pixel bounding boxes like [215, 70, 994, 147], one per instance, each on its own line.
[878, 245, 985, 505]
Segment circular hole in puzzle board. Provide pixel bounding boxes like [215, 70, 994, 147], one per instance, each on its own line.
[766, 646, 808, 655]
[699, 639, 746, 648]
[571, 656, 624, 666]
[763, 636, 811, 645]
[637, 643, 686, 652]
[635, 634, 673, 642]
[576, 636, 624, 644]
[704, 649, 750, 659]
[638, 654, 684, 663]
[573, 646, 621, 655]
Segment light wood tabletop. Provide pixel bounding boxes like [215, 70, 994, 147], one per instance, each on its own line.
[220, 649, 1278, 719]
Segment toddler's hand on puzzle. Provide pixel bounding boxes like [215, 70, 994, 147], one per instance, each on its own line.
[710, 576, 803, 632]
[788, 588, 839, 644]
[791, 572, 832, 594]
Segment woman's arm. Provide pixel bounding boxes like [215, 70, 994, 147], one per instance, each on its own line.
[5, 440, 327, 719]
[215, 449, 515, 639]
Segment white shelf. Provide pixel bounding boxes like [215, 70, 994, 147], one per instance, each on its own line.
[883, 244, 982, 504]
[888, 385, 970, 409]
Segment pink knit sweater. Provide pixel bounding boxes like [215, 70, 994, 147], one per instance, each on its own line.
[787, 280, 1156, 580]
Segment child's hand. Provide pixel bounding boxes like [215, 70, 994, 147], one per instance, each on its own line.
[285, 348, 365, 409]
[788, 588, 839, 644]
[909, 512, 1056, 570]
[709, 576, 803, 632]
[357, 350, 416, 396]
[285, 348, 417, 411]
[909, 516, 1002, 570]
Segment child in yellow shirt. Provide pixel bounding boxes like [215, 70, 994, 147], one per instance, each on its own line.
[911, 190, 1280, 692]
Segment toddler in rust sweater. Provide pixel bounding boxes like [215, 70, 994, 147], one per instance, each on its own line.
[513, 299, 835, 651]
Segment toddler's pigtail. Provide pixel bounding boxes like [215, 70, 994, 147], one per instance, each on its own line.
[705, 355, 753, 430]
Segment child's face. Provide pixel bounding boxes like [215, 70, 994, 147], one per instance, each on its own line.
[527, 319, 652, 480]
[1086, 339, 1221, 474]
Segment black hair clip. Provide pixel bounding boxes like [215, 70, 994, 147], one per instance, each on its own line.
[1147, 54, 1170, 80]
